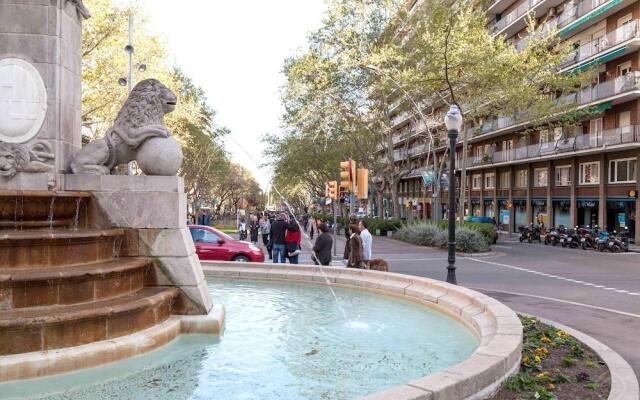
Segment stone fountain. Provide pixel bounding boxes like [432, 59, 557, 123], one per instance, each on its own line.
[0, 0, 222, 382]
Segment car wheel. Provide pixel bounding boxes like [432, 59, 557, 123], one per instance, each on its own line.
[233, 255, 250, 262]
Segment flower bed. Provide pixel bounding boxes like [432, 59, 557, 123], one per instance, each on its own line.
[491, 316, 610, 400]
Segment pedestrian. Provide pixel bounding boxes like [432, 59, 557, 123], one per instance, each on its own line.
[270, 213, 295, 263]
[312, 222, 333, 266]
[309, 216, 316, 240]
[629, 213, 636, 243]
[359, 220, 372, 267]
[249, 215, 259, 244]
[259, 216, 271, 247]
[347, 224, 365, 269]
[303, 213, 309, 232]
[238, 217, 247, 241]
[343, 215, 358, 260]
[285, 218, 302, 264]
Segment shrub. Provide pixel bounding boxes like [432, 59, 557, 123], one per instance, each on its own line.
[394, 223, 490, 253]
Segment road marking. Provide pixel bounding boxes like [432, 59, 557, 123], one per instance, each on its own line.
[492, 245, 512, 249]
[468, 258, 639, 297]
[470, 287, 640, 319]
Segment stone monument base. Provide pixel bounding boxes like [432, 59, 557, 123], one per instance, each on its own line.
[64, 174, 212, 314]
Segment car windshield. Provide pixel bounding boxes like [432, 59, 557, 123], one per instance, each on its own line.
[214, 229, 235, 242]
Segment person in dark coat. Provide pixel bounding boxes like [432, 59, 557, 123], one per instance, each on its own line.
[343, 215, 358, 260]
[347, 224, 365, 268]
[249, 216, 259, 244]
[312, 222, 333, 266]
[270, 213, 295, 263]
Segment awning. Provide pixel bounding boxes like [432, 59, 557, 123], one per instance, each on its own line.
[567, 46, 628, 74]
[559, 0, 625, 36]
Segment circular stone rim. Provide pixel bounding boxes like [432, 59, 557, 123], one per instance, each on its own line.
[0, 58, 48, 144]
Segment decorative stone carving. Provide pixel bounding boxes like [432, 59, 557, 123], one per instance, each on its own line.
[0, 58, 48, 144]
[70, 79, 182, 175]
[0, 141, 54, 178]
[65, 0, 91, 19]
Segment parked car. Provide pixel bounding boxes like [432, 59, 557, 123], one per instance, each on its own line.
[188, 225, 265, 262]
[466, 216, 499, 244]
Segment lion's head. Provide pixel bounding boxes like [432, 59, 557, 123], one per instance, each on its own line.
[0, 143, 29, 178]
[114, 79, 177, 130]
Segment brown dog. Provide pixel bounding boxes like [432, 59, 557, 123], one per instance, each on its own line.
[368, 258, 389, 272]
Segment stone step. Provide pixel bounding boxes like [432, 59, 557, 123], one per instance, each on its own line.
[0, 287, 180, 356]
[0, 229, 125, 268]
[0, 258, 153, 309]
[0, 190, 91, 230]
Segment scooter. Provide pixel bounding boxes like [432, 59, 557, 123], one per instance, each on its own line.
[544, 226, 561, 246]
[561, 226, 580, 249]
[578, 225, 598, 250]
[600, 230, 629, 253]
[519, 223, 542, 243]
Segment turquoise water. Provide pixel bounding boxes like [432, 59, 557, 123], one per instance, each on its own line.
[1, 278, 478, 400]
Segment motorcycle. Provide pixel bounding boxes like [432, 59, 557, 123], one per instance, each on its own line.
[599, 230, 629, 253]
[560, 226, 580, 249]
[544, 226, 562, 246]
[519, 223, 542, 243]
[578, 225, 598, 250]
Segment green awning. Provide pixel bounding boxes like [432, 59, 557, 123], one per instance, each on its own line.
[561, 101, 613, 121]
[567, 46, 628, 74]
[559, 0, 624, 36]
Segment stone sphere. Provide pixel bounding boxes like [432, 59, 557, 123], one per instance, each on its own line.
[137, 136, 183, 176]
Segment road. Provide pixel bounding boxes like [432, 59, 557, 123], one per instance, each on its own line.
[285, 231, 640, 377]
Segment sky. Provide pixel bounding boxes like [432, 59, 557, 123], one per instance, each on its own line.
[138, 0, 327, 189]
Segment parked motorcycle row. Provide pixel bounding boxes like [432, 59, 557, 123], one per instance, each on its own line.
[518, 224, 630, 252]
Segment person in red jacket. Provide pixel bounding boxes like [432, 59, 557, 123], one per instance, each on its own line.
[285, 218, 302, 264]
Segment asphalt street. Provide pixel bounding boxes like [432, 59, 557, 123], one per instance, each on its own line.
[285, 231, 640, 376]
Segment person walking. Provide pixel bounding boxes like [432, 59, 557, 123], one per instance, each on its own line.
[270, 213, 294, 263]
[359, 220, 372, 267]
[343, 215, 358, 260]
[309, 216, 316, 240]
[285, 218, 302, 264]
[259, 216, 271, 247]
[249, 215, 259, 244]
[312, 222, 333, 266]
[346, 224, 365, 268]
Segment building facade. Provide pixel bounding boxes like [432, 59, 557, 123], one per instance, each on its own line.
[378, 0, 640, 240]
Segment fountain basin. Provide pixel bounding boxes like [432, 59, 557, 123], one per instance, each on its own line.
[202, 262, 523, 400]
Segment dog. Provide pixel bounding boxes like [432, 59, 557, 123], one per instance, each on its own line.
[368, 258, 389, 272]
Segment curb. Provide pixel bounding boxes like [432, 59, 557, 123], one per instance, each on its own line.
[531, 315, 639, 400]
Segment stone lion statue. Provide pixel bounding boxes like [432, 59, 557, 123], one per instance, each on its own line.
[71, 79, 182, 175]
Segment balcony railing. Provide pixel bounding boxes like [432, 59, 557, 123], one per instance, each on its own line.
[466, 125, 640, 167]
[560, 21, 640, 69]
[557, 0, 611, 31]
[488, 0, 544, 34]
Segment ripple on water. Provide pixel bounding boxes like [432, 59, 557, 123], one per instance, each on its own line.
[1, 278, 479, 400]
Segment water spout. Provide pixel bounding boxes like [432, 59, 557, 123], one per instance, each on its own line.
[73, 197, 81, 230]
[47, 195, 56, 230]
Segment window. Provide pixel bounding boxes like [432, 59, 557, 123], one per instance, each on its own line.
[555, 165, 572, 186]
[474, 146, 483, 159]
[516, 169, 528, 188]
[484, 173, 495, 189]
[589, 118, 603, 146]
[617, 61, 632, 77]
[502, 139, 514, 161]
[579, 162, 600, 184]
[499, 171, 510, 189]
[190, 228, 219, 244]
[619, 111, 631, 134]
[534, 168, 548, 187]
[472, 174, 481, 189]
[609, 158, 637, 183]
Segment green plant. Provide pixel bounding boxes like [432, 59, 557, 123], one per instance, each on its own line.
[394, 223, 488, 252]
[561, 356, 577, 367]
[585, 382, 599, 390]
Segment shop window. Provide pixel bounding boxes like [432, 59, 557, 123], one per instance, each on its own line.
[555, 165, 571, 186]
[499, 171, 510, 188]
[515, 169, 528, 188]
[609, 158, 637, 183]
[579, 162, 600, 185]
[485, 173, 495, 189]
[533, 168, 548, 187]
[472, 174, 481, 189]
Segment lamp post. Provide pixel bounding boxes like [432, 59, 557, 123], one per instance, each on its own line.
[444, 104, 462, 285]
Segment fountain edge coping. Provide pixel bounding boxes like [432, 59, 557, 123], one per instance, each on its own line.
[0, 305, 225, 383]
[202, 261, 523, 400]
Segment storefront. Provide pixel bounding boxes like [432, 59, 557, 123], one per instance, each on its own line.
[577, 199, 599, 228]
[532, 199, 548, 229]
[497, 199, 510, 231]
[484, 199, 495, 218]
[471, 199, 481, 216]
[552, 199, 571, 228]
[514, 199, 527, 230]
[606, 198, 636, 233]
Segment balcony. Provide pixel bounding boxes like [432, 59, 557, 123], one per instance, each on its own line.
[470, 71, 640, 142]
[465, 125, 640, 168]
[488, 0, 545, 36]
[559, 20, 640, 70]
[557, 0, 632, 36]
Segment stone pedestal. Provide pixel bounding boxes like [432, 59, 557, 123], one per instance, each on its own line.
[0, 1, 86, 190]
[64, 175, 213, 315]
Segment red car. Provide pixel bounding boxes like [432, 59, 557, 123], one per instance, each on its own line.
[188, 225, 265, 262]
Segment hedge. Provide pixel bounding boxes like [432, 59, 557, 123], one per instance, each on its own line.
[395, 223, 490, 253]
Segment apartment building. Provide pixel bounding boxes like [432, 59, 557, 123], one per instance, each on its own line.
[378, 0, 640, 240]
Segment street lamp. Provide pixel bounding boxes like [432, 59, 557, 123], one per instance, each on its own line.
[444, 104, 462, 285]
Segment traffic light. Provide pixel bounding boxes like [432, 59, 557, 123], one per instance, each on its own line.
[339, 159, 356, 191]
[356, 168, 369, 199]
[328, 181, 338, 199]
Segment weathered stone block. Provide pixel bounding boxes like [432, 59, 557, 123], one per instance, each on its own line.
[138, 228, 196, 257]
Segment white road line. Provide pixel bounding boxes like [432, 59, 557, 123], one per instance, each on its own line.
[469, 287, 640, 319]
[468, 258, 639, 297]
[492, 245, 512, 249]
